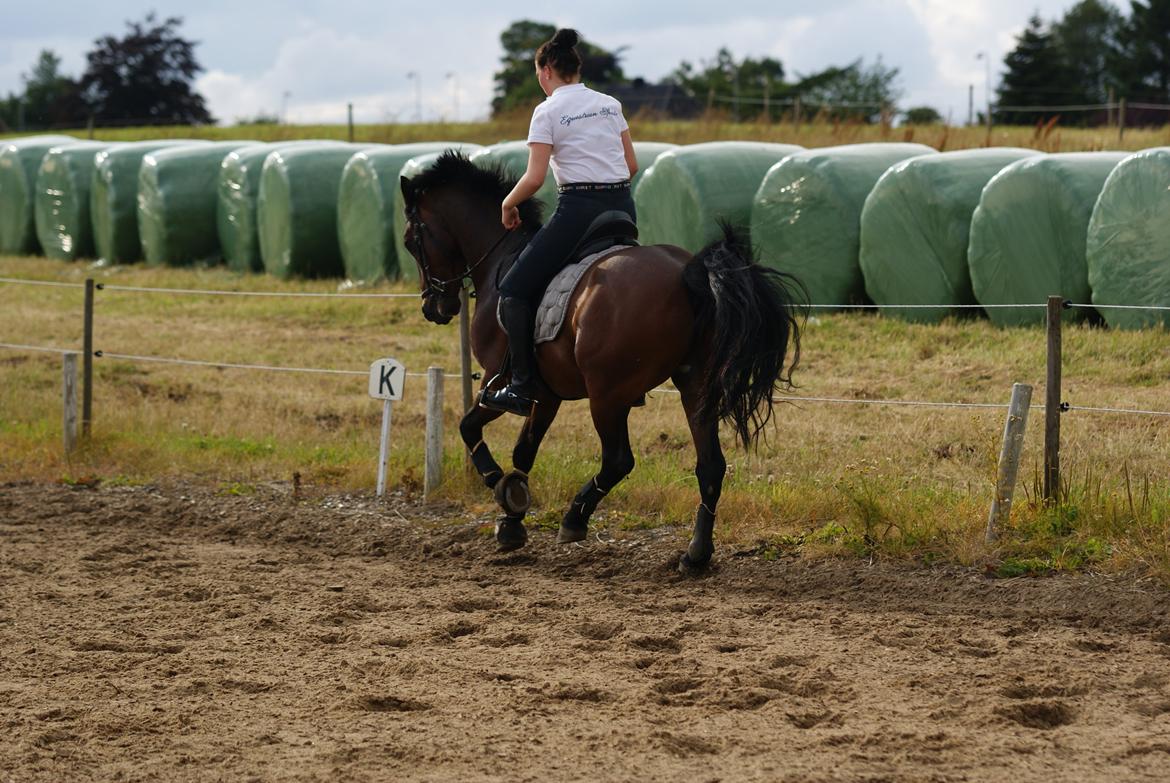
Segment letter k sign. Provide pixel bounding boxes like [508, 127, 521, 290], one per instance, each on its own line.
[368, 359, 405, 401]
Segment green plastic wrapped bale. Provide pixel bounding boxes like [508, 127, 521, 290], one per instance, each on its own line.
[631, 141, 676, 189]
[751, 143, 937, 309]
[259, 143, 375, 279]
[381, 145, 486, 284]
[338, 142, 482, 284]
[138, 142, 258, 267]
[0, 135, 78, 255]
[858, 148, 1042, 322]
[35, 141, 121, 261]
[1086, 148, 1170, 329]
[635, 141, 803, 252]
[91, 140, 206, 264]
[969, 152, 1128, 326]
[470, 141, 559, 212]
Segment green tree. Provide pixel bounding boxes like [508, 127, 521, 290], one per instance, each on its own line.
[492, 20, 626, 115]
[798, 59, 902, 123]
[80, 13, 214, 125]
[1119, 0, 1170, 101]
[1052, 0, 1125, 106]
[672, 48, 786, 121]
[20, 50, 87, 129]
[903, 106, 942, 125]
[996, 15, 1076, 124]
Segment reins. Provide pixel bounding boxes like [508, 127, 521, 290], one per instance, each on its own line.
[407, 201, 515, 298]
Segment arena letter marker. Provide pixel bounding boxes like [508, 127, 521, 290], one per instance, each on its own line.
[369, 358, 405, 497]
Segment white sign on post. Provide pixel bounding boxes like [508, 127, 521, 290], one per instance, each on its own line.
[369, 359, 405, 497]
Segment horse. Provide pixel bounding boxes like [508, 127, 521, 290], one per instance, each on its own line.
[400, 151, 803, 572]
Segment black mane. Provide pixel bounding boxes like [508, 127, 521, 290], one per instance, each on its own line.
[409, 150, 544, 228]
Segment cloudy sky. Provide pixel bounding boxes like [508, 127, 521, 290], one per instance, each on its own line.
[1, 0, 1120, 125]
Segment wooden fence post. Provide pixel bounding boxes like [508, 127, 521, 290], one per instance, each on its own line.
[1119, 97, 1127, 142]
[987, 383, 1033, 541]
[82, 278, 94, 438]
[1044, 295, 1063, 503]
[347, 103, 354, 143]
[424, 367, 444, 500]
[63, 352, 79, 455]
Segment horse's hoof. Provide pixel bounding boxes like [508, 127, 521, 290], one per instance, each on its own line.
[677, 552, 711, 576]
[494, 471, 531, 516]
[557, 522, 588, 544]
[495, 517, 528, 552]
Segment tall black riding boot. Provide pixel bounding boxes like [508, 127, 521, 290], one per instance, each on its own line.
[481, 296, 537, 416]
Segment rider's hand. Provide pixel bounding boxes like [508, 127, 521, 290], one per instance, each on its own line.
[501, 203, 520, 230]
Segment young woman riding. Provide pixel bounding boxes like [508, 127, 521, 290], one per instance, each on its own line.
[479, 27, 640, 415]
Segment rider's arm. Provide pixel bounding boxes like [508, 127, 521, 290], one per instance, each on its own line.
[621, 130, 637, 180]
[501, 143, 552, 228]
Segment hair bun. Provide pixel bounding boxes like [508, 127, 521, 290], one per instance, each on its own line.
[552, 28, 580, 49]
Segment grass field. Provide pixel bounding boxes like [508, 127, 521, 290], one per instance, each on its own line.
[7, 113, 1170, 153]
[2, 255, 1168, 582]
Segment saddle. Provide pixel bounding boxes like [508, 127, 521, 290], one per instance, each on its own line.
[533, 211, 638, 344]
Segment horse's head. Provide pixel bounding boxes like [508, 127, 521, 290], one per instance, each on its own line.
[400, 175, 463, 325]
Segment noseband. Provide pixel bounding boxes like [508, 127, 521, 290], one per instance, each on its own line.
[406, 201, 512, 299]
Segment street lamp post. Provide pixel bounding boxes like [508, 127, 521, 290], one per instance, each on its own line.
[976, 51, 991, 131]
[406, 71, 422, 123]
[281, 91, 292, 124]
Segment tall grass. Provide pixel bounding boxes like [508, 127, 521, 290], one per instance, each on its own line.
[8, 112, 1170, 152]
[2, 256, 1168, 581]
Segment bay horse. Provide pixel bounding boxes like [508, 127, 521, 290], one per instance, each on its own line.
[400, 151, 803, 572]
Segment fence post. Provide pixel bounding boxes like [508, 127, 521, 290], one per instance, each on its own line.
[987, 383, 1033, 541]
[458, 287, 474, 471]
[1119, 97, 1127, 142]
[63, 352, 79, 455]
[424, 367, 444, 500]
[1044, 295, 1063, 503]
[82, 278, 94, 438]
[347, 103, 354, 143]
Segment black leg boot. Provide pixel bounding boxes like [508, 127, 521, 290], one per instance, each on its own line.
[480, 296, 537, 416]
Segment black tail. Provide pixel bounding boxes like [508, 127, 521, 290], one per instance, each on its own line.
[682, 224, 805, 449]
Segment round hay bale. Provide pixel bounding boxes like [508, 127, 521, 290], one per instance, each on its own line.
[1086, 148, 1170, 329]
[635, 141, 802, 252]
[858, 148, 1041, 322]
[34, 141, 121, 261]
[258, 144, 375, 279]
[138, 142, 259, 266]
[630, 141, 676, 190]
[969, 152, 1128, 326]
[752, 142, 937, 309]
[338, 142, 482, 284]
[0, 135, 78, 255]
[91, 140, 207, 264]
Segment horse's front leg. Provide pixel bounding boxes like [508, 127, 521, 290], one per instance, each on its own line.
[493, 397, 561, 552]
[459, 401, 506, 490]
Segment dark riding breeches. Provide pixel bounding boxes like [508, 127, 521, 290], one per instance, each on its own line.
[498, 188, 636, 304]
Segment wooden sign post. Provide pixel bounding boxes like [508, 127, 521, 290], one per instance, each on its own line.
[368, 358, 405, 497]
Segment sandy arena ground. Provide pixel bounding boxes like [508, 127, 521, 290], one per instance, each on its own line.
[2, 481, 1170, 782]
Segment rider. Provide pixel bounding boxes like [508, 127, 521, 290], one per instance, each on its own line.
[480, 27, 639, 416]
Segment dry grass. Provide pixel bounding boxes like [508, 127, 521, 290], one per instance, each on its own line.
[9, 113, 1170, 153]
[2, 256, 1168, 580]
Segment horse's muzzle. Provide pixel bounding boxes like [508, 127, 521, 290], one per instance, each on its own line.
[422, 293, 460, 325]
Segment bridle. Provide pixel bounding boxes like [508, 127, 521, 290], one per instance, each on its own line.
[406, 200, 513, 299]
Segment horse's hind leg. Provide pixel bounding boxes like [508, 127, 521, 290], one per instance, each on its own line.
[559, 400, 634, 543]
[493, 398, 562, 551]
[677, 380, 727, 572]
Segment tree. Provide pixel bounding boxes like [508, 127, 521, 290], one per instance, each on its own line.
[492, 20, 626, 115]
[80, 13, 214, 125]
[1053, 0, 1125, 105]
[1119, 0, 1170, 102]
[797, 59, 902, 123]
[672, 48, 786, 121]
[996, 15, 1076, 124]
[20, 50, 87, 129]
[903, 106, 942, 125]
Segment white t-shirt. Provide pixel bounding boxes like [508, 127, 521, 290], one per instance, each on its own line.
[527, 83, 630, 186]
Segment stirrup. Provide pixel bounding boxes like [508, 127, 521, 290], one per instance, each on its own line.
[479, 386, 536, 416]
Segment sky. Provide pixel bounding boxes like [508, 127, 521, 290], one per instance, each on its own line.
[0, 0, 1124, 125]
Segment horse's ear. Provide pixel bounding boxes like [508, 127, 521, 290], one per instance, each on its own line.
[400, 176, 415, 204]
